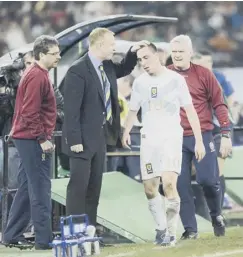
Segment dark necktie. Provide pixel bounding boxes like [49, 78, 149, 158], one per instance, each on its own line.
[99, 64, 112, 124]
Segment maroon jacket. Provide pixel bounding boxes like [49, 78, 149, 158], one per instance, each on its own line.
[10, 63, 56, 143]
[167, 63, 230, 136]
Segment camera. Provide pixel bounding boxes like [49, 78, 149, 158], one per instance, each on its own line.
[0, 54, 25, 127]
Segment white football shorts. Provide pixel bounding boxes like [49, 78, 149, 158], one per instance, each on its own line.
[140, 132, 183, 181]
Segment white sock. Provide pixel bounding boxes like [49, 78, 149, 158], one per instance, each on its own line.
[161, 195, 169, 236]
[148, 194, 167, 231]
[166, 198, 180, 237]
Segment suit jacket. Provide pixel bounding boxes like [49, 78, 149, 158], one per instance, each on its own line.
[62, 48, 137, 158]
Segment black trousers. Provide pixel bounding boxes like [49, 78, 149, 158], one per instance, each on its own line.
[65, 130, 106, 226]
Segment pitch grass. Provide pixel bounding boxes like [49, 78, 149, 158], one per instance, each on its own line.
[0, 227, 242, 257]
[100, 227, 243, 257]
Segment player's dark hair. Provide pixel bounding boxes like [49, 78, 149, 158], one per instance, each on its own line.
[139, 42, 157, 53]
[148, 43, 157, 53]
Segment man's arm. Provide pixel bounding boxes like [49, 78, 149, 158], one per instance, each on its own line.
[113, 47, 137, 79]
[63, 70, 85, 147]
[122, 110, 138, 149]
[20, 75, 46, 143]
[178, 75, 205, 161]
[206, 70, 233, 158]
[113, 41, 149, 79]
[178, 75, 203, 143]
[206, 70, 231, 133]
[184, 104, 203, 143]
[123, 110, 138, 135]
[122, 79, 141, 148]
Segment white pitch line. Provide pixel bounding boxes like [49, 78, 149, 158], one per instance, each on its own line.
[198, 249, 243, 257]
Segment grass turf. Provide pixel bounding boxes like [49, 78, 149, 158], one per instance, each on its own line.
[0, 227, 242, 257]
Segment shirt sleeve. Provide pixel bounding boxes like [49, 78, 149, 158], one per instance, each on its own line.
[206, 69, 230, 131]
[129, 79, 142, 111]
[178, 75, 193, 107]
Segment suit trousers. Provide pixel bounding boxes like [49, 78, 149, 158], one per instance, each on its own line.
[66, 127, 106, 226]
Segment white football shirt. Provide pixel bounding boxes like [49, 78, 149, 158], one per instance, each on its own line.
[129, 68, 192, 135]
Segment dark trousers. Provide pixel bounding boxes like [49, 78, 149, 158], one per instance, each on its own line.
[192, 183, 211, 221]
[3, 139, 52, 247]
[66, 133, 106, 226]
[177, 131, 222, 233]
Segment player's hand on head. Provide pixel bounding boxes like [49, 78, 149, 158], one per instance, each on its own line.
[195, 141, 206, 162]
[70, 144, 83, 153]
[220, 137, 232, 159]
[131, 40, 150, 52]
[122, 132, 131, 149]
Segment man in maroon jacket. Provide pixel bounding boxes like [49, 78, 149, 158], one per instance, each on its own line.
[167, 35, 232, 239]
[2, 35, 61, 250]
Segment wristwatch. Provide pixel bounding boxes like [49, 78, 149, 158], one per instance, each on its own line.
[221, 132, 231, 138]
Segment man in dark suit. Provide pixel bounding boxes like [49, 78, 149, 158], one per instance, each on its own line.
[62, 27, 148, 227]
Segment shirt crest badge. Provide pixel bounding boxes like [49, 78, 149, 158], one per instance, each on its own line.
[151, 87, 157, 98]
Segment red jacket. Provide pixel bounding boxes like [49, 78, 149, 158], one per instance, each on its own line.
[167, 63, 230, 136]
[11, 63, 56, 143]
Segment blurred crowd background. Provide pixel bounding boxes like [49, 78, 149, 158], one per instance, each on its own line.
[0, 1, 243, 139]
[1, 1, 243, 67]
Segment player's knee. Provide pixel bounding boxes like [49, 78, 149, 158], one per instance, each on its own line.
[143, 178, 159, 199]
[163, 180, 176, 196]
[144, 184, 157, 199]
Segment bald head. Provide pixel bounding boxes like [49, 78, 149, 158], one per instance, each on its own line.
[170, 35, 193, 51]
[170, 34, 193, 70]
[88, 27, 114, 47]
[88, 27, 115, 61]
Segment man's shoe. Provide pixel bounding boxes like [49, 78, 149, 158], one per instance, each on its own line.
[212, 215, 225, 237]
[180, 230, 198, 240]
[2, 239, 34, 250]
[154, 229, 167, 245]
[95, 225, 113, 247]
[161, 236, 176, 247]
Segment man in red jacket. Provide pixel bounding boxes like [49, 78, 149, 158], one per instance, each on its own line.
[2, 35, 61, 250]
[167, 35, 232, 239]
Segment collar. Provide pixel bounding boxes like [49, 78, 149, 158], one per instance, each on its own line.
[88, 51, 103, 70]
